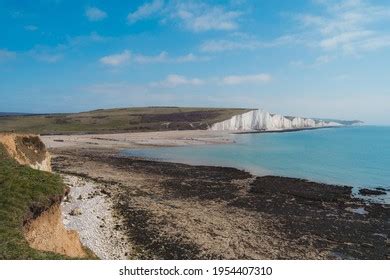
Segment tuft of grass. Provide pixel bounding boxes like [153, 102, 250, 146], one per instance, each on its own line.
[0, 144, 93, 259]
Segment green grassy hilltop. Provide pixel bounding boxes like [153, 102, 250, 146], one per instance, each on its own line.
[0, 107, 251, 135]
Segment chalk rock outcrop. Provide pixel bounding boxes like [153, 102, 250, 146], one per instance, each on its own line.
[209, 109, 342, 131]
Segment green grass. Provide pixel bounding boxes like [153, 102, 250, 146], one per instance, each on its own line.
[0, 107, 251, 135]
[0, 144, 71, 259]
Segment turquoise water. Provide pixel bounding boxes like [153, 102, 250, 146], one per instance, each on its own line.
[124, 126, 390, 194]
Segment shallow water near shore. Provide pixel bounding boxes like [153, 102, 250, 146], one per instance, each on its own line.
[124, 126, 390, 203]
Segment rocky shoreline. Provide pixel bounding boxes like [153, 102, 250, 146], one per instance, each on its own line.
[50, 147, 390, 260]
[61, 175, 130, 259]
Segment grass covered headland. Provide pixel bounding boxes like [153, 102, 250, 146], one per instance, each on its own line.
[0, 107, 250, 135]
[0, 143, 69, 259]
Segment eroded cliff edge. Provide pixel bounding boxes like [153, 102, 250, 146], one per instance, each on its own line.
[0, 133, 89, 259]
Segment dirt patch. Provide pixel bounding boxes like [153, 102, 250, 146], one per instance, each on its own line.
[24, 203, 87, 258]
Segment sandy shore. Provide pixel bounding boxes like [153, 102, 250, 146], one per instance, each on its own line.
[46, 135, 389, 260]
[42, 130, 233, 150]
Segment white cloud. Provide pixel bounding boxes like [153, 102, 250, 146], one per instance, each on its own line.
[24, 25, 38, 31]
[0, 49, 16, 61]
[200, 35, 297, 52]
[151, 74, 204, 88]
[175, 53, 199, 62]
[28, 47, 64, 63]
[85, 7, 107, 21]
[99, 50, 206, 66]
[127, 1, 242, 32]
[174, 2, 241, 32]
[67, 32, 108, 47]
[127, 0, 164, 23]
[134, 51, 168, 63]
[221, 74, 272, 85]
[134, 51, 207, 63]
[296, 0, 390, 55]
[150, 73, 272, 88]
[99, 50, 131, 66]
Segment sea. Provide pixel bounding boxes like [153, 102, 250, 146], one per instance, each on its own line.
[124, 126, 390, 203]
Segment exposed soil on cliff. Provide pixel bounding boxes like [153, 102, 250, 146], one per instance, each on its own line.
[24, 204, 87, 258]
[50, 148, 390, 260]
[0, 134, 92, 259]
[0, 133, 51, 171]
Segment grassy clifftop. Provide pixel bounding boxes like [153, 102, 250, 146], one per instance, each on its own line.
[0, 143, 67, 259]
[0, 107, 251, 135]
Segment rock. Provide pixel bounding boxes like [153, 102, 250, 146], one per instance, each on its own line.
[359, 188, 386, 196]
[77, 195, 83, 200]
[375, 187, 389, 192]
[69, 208, 82, 216]
[101, 189, 112, 197]
[64, 194, 73, 203]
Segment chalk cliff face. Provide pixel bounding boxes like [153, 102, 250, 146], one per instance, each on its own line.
[209, 109, 342, 131]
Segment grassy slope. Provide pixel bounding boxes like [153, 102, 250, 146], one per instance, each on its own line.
[0, 107, 251, 135]
[0, 144, 68, 259]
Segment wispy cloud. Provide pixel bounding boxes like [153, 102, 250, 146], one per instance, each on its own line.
[151, 74, 204, 88]
[134, 51, 208, 63]
[99, 50, 131, 66]
[24, 25, 38, 31]
[99, 50, 207, 66]
[127, 0, 243, 32]
[221, 73, 272, 85]
[85, 7, 107, 21]
[296, 0, 390, 55]
[134, 51, 168, 63]
[173, 2, 242, 32]
[0, 49, 16, 61]
[127, 0, 164, 23]
[85, 71, 273, 95]
[200, 35, 297, 52]
[67, 32, 108, 46]
[25, 32, 108, 64]
[31, 52, 63, 63]
[290, 55, 335, 68]
[315, 55, 334, 65]
[151, 72, 273, 88]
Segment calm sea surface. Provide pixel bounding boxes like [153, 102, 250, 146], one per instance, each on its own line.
[124, 126, 390, 200]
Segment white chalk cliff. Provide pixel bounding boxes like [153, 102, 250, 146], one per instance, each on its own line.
[209, 109, 342, 132]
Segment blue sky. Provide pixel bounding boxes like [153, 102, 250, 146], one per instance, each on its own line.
[1, 0, 390, 124]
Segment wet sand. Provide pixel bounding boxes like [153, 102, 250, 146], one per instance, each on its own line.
[46, 138, 390, 259]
